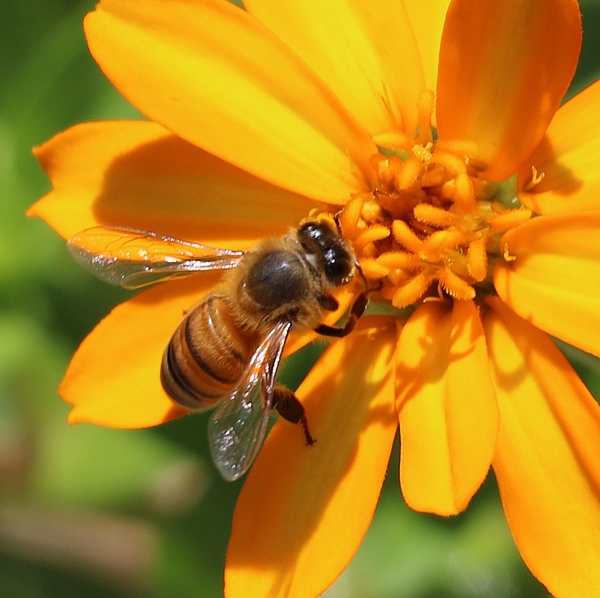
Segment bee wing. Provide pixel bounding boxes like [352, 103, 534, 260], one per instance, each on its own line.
[67, 226, 244, 289]
[208, 320, 292, 481]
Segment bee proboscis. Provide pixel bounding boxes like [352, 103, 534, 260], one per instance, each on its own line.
[68, 221, 367, 481]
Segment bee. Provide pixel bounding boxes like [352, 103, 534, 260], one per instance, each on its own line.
[67, 220, 367, 481]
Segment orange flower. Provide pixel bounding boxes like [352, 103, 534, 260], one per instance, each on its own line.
[29, 0, 600, 596]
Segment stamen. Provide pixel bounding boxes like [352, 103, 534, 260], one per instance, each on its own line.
[413, 204, 457, 227]
[392, 220, 423, 253]
[359, 258, 390, 279]
[452, 173, 476, 212]
[338, 197, 363, 238]
[376, 251, 422, 270]
[489, 209, 532, 232]
[522, 166, 545, 191]
[438, 267, 476, 300]
[422, 230, 466, 260]
[392, 274, 432, 308]
[395, 157, 424, 190]
[330, 91, 531, 309]
[503, 245, 517, 262]
[353, 225, 390, 251]
[412, 143, 434, 162]
[467, 237, 488, 281]
[431, 150, 468, 175]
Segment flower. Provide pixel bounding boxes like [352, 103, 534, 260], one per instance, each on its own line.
[28, 0, 600, 596]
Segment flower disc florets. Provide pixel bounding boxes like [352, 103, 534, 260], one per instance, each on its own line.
[335, 92, 533, 309]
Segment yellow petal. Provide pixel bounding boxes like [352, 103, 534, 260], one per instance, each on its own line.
[484, 298, 600, 597]
[62, 274, 222, 428]
[226, 317, 397, 598]
[84, 0, 377, 203]
[245, 0, 426, 136]
[494, 212, 600, 357]
[28, 121, 319, 247]
[518, 79, 600, 214]
[403, 0, 451, 100]
[396, 300, 498, 515]
[437, 0, 581, 180]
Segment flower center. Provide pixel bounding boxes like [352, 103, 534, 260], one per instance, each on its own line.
[337, 91, 532, 309]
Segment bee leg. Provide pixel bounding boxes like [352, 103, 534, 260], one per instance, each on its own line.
[313, 291, 368, 338]
[317, 293, 339, 312]
[273, 386, 316, 446]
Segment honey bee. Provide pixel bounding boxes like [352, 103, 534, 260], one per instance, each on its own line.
[67, 221, 367, 481]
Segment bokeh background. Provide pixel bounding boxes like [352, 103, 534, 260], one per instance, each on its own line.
[2, 1, 600, 596]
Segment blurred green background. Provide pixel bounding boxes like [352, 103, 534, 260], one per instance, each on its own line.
[1, 1, 600, 597]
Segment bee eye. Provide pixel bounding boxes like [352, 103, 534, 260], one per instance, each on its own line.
[323, 248, 353, 284]
[297, 222, 354, 286]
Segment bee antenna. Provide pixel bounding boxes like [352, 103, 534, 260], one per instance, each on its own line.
[354, 257, 367, 285]
[333, 211, 343, 234]
[333, 210, 367, 286]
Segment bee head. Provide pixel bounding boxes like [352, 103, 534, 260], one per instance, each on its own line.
[297, 221, 354, 286]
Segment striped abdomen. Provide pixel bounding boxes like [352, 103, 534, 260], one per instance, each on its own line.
[161, 293, 260, 410]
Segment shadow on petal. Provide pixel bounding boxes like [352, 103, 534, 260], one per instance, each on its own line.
[225, 316, 398, 598]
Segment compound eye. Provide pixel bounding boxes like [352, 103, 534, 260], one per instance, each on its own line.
[297, 222, 325, 253]
[323, 248, 353, 284]
[298, 221, 354, 285]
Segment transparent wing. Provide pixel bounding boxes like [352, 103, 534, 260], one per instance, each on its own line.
[67, 226, 244, 289]
[208, 320, 292, 481]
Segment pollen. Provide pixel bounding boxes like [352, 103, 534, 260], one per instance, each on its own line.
[337, 93, 532, 309]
